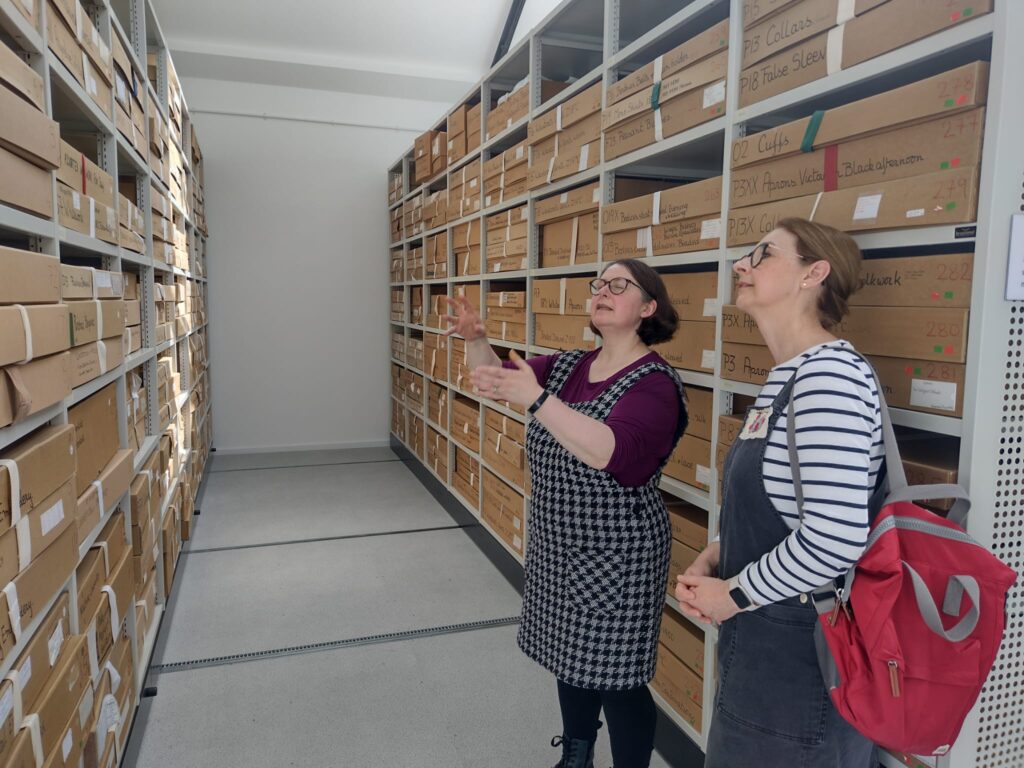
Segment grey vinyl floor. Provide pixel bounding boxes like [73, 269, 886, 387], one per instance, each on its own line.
[122, 448, 678, 768]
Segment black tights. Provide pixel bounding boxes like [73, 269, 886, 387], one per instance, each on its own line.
[557, 679, 657, 768]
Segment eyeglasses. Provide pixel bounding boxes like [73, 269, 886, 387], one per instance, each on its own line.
[739, 242, 809, 269]
[589, 277, 649, 297]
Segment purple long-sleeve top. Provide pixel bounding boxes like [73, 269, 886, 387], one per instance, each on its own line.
[504, 350, 682, 487]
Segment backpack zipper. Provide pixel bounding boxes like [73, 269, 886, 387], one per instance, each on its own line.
[865, 515, 981, 551]
[888, 660, 901, 698]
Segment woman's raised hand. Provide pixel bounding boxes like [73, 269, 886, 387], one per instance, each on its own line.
[443, 296, 486, 341]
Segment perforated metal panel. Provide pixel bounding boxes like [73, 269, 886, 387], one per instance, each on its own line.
[975, 303, 1024, 768]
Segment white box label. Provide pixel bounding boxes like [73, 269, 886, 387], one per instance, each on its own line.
[62, 730, 73, 760]
[48, 623, 65, 665]
[853, 193, 882, 220]
[19, 657, 31, 688]
[703, 298, 719, 317]
[701, 218, 722, 240]
[696, 465, 712, 486]
[41, 498, 65, 536]
[703, 81, 726, 109]
[0, 689, 11, 727]
[910, 380, 957, 413]
[905, 208, 925, 219]
[701, 349, 716, 369]
[96, 271, 112, 289]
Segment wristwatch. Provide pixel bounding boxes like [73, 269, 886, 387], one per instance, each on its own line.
[529, 390, 550, 415]
[728, 576, 757, 611]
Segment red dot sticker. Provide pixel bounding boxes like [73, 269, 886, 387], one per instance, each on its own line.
[945, 345, 955, 355]
[904, 366, 914, 375]
[951, 157, 961, 167]
[931, 291, 941, 300]
[951, 11, 961, 21]
[956, 94, 968, 105]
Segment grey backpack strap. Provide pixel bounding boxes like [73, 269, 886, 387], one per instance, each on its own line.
[903, 563, 980, 642]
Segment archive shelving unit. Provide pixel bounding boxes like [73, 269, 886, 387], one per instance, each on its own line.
[0, 0, 212, 753]
[386, 1, 1023, 766]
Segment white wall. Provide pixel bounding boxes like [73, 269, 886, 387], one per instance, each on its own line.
[186, 78, 453, 453]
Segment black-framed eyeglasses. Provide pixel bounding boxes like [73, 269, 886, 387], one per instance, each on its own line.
[740, 242, 809, 269]
[589, 277, 649, 297]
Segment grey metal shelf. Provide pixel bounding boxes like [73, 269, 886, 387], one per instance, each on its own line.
[48, 54, 115, 136]
[134, 435, 161, 473]
[68, 364, 125, 408]
[0, 0, 43, 55]
[60, 229, 120, 257]
[0, 204, 56, 239]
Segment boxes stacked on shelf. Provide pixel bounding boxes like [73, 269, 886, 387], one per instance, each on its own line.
[0, 248, 72, 427]
[46, 0, 115, 120]
[406, 336, 424, 372]
[391, 399, 406, 443]
[447, 102, 477, 165]
[167, 59, 185, 150]
[603, 19, 729, 162]
[453, 219, 482, 276]
[448, 158, 483, 220]
[486, 79, 568, 142]
[427, 428, 449, 479]
[410, 287, 424, 325]
[665, 386, 714, 492]
[482, 470, 525, 556]
[391, 363, 403, 402]
[428, 381, 450, 427]
[528, 81, 603, 190]
[126, 365, 146, 455]
[653, 606, 705, 732]
[390, 289, 405, 323]
[148, 93, 172, 191]
[450, 336, 470, 394]
[0, 34, 59, 218]
[483, 140, 529, 207]
[122, 271, 145, 355]
[452, 447, 480, 510]
[423, 190, 448, 231]
[727, 61, 989, 244]
[483, 409, 526, 491]
[390, 250, 404, 283]
[426, 231, 448, 279]
[162, 480, 182, 598]
[172, 214, 189, 271]
[56, 139, 118, 246]
[117, 183, 146, 254]
[7, 0, 33, 24]
[410, 414, 426, 461]
[602, 177, 723, 260]
[738, 0, 991, 108]
[716, 408, 747, 497]
[651, 272, 718, 374]
[532, 277, 595, 352]
[485, 288, 527, 345]
[192, 130, 208, 237]
[415, 130, 448, 184]
[390, 204, 403, 244]
[168, 137, 187, 215]
[403, 246, 423, 282]
[451, 395, 481, 454]
[486, 204, 528, 274]
[154, 282, 176, 344]
[151, 183, 175, 266]
[426, 293, 447, 331]
[536, 180, 600, 268]
[60, 264, 127, 387]
[111, 27, 148, 158]
[389, 172, 403, 205]
[391, 329, 405, 363]
[402, 196, 425, 239]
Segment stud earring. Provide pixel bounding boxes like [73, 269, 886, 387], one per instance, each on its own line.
[801, 282, 807, 289]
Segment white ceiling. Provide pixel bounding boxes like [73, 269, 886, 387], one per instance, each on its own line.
[150, 0, 534, 103]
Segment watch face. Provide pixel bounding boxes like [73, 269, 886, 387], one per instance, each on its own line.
[730, 586, 750, 609]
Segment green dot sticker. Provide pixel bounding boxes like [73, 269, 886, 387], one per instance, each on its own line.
[940, 161, 950, 170]
[946, 202, 958, 210]
[965, 7, 974, 16]
[934, 345, 944, 354]
[945, 291, 955, 299]
[944, 98, 956, 107]
[914, 367, 923, 376]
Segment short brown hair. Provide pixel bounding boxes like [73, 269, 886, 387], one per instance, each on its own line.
[591, 259, 679, 345]
[776, 218, 862, 329]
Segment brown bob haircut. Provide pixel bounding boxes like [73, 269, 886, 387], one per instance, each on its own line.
[590, 259, 679, 346]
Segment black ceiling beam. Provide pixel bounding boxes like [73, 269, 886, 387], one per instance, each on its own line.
[493, 0, 527, 66]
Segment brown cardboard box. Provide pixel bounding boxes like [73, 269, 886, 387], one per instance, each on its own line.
[0, 425, 76, 529]
[898, 436, 959, 511]
[74, 448, 131, 537]
[46, 2, 84, 86]
[0, 352, 72, 429]
[483, 425, 526, 490]
[533, 278, 593, 316]
[69, 340, 124, 390]
[652, 643, 703, 732]
[663, 273, 719, 323]
[0, 477, 75, 585]
[536, 182, 600, 225]
[665, 434, 713, 490]
[653, 320, 716, 372]
[529, 81, 603, 144]
[451, 398, 481, 453]
[0, 143, 53, 218]
[733, 61, 989, 169]
[485, 319, 526, 344]
[61, 265, 124, 301]
[67, 300, 125, 346]
[0, 82, 60, 170]
[604, 49, 730, 132]
[485, 408, 526, 444]
[483, 469, 524, 513]
[667, 500, 708, 552]
[667, 538, 701, 594]
[0, 524, 78, 661]
[602, 178, 722, 235]
[535, 314, 597, 351]
[30, 632, 90, 758]
[486, 291, 527, 309]
[42, 683, 91, 768]
[75, 548, 103, 638]
[837, 306, 969, 363]
[125, 300, 141, 326]
[481, 498, 524, 556]
[729, 108, 985, 208]
[741, 0, 883, 68]
[0, 36, 46, 111]
[602, 215, 720, 260]
[661, 606, 705, 677]
[722, 305, 765, 346]
[719, 413, 746, 446]
[540, 214, 599, 267]
[739, 0, 992, 107]
[94, 511, 129, 581]
[0, 304, 70, 367]
[722, 342, 775, 385]
[604, 74, 727, 162]
[0, 248, 61, 305]
[726, 166, 980, 246]
[853, 253, 973, 308]
[68, 382, 119, 497]
[10, 593, 71, 716]
[608, 18, 730, 106]
[683, 386, 714, 441]
[868, 355, 966, 417]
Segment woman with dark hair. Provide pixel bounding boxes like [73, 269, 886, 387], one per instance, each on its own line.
[444, 259, 689, 768]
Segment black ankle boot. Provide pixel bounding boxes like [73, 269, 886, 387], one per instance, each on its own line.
[550, 735, 596, 768]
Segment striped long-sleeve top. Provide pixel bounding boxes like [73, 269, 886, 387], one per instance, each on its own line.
[737, 340, 884, 607]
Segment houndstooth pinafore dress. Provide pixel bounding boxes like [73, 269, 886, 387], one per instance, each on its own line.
[516, 350, 687, 690]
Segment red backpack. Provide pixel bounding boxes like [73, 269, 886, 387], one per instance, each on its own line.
[787, 375, 1018, 756]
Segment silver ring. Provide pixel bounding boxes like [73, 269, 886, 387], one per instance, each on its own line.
[492, 384, 500, 393]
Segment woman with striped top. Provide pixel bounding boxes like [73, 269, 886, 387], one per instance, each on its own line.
[675, 218, 882, 766]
